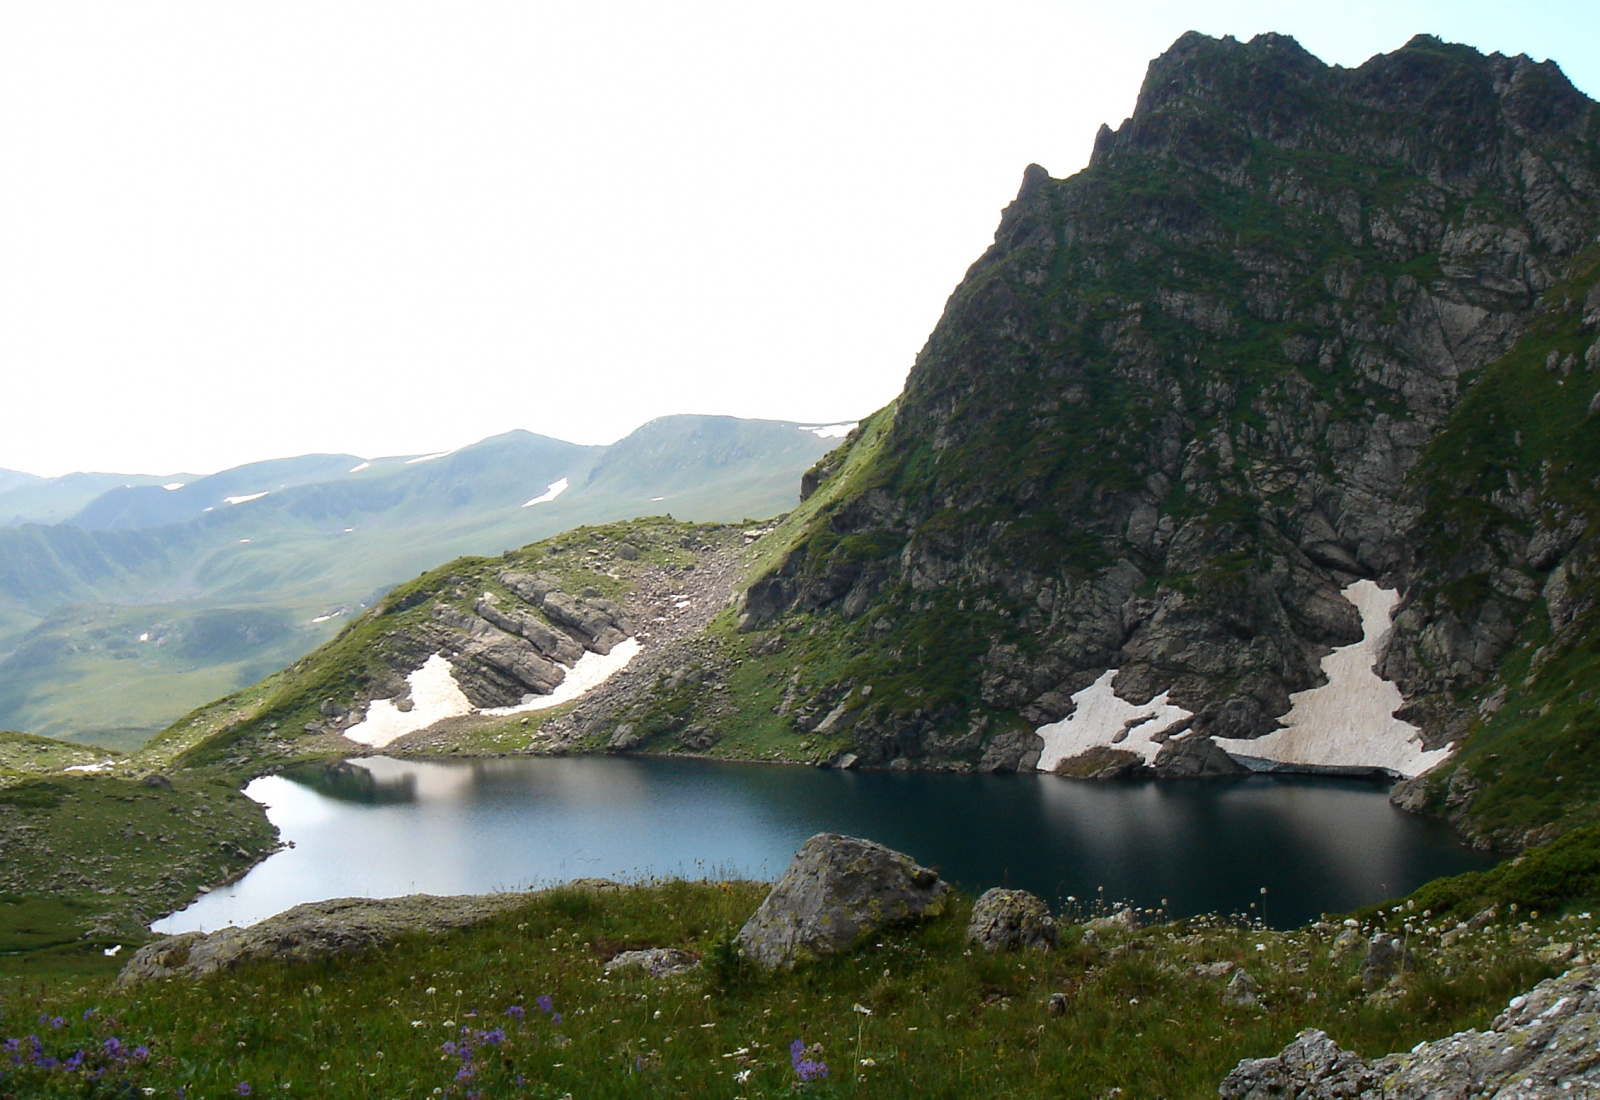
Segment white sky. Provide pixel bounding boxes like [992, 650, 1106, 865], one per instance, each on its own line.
[2, 1, 1595, 477]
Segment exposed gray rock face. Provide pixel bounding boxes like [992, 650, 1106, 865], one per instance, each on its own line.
[728, 30, 1600, 796]
[966, 888, 1058, 952]
[1152, 734, 1248, 778]
[116, 892, 539, 984]
[736, 833, 951, 969]
[1221, 967, 1600, 1098]
[316, 569, 637, 721]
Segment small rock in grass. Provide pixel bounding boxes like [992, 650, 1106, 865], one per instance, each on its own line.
[1046, 992, 1068, 1017]
[1222, 968, 1259, 1006]
[603, 948, 700, 978]
[966, 888, 1057, 952]
[1329, 926, 1364, 959]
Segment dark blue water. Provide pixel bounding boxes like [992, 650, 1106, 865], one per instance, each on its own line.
[156, 754, 1495, 932]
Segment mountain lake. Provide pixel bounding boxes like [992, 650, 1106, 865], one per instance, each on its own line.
[155, 754, 1497, 934]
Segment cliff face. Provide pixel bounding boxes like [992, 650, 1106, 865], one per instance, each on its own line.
[735, 33, 1600, 843]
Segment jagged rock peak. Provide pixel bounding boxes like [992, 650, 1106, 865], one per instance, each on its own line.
[1089, 31, 1592, 183]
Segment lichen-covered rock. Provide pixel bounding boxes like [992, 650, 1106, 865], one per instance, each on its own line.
[1360, 933, 1414, 989]
[966, 888, 1057, 952]
[1221, 966, 1600, 1099]
[602, 947, 700, 977]
[736, 833, 950, 969]
[1221, 1028, 1382, 1098]
[1222, 968, 1259, 1006]
[117, 892, 551, 985]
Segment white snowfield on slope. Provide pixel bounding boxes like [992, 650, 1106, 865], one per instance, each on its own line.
[1214, 580, 1452, 777]
[1036, 579, 1451, 779]
[343, 640, 640, 749]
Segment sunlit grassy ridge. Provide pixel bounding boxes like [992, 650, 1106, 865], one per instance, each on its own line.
[0, 880, 1576, 1099]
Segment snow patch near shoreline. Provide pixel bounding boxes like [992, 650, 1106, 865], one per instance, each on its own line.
[1215, 580, 1451, 778]
[343, 655, 474, 748]
[343, 640, 642, 748]
[1035, 671, 1193, 770]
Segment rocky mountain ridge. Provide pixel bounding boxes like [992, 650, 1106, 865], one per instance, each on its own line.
[707, 33, 1600, 846]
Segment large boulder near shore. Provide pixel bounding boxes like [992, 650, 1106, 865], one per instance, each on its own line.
[1221, 966, 1600, 1099]
[737, 833, 950, 969]
[116, 891, 573, 985]
[966, 888, 1057, 952]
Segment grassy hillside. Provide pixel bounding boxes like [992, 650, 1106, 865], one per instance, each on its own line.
[0, 879, 1574, 1098]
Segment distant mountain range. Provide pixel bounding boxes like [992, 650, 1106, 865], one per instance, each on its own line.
[0, 414, 853, 747]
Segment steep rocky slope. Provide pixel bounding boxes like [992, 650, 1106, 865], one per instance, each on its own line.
[629, 33, 1600, 846]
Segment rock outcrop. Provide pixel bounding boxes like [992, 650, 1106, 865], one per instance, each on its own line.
[117, 892, 543, 984]
[966, 888, 1058, 951]
[1221, 966, 1600, 1098]
[712, 31, 1600, 843]
[737, 833, 951, 969]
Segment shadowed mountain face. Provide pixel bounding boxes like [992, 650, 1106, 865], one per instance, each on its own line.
[708, 34, 1600, 846]
[0, 416, 842, 746]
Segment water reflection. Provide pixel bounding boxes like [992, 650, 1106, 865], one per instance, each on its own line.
[156, 755, 1496, 934]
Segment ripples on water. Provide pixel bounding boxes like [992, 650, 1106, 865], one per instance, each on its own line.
[156, 754, 1496, 933]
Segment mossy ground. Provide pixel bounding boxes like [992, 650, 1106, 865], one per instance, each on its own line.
[0, 880, 1574, 1099]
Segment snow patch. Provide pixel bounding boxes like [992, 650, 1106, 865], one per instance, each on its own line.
[343, 640, 642, 748]
[162, 482, 185, 491]
[223, 491, 269, 505]
[1035, 671, 1193, 771]
[650, 496, 666, 502]
[348, 461, 371, 473]
[138, 633, 150, 642]
[522, 477, 570, 508]
[1215, 581, 1451, 778]
[311, 612, 342, 624]
[405, 450, 454, 465]
[343, 655, 475, 749]
[800, 423, 858, 439]
[63, 761, 114, 774]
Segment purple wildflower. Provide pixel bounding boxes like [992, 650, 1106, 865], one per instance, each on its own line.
[790, 1038, 828, 1082]
[82, 1008, 96, 1020]
[48, 1016, 64, 1030]
[132, 1045, 150, 1061]
[237, 1083, 252, 1096]
[455, 1063, 478, 1081]
[505, 1005, 525, 1020]
[551, 1012, 563, 1025]
[536, 995, 553, 1014]
[65, 1050, 86, 1070]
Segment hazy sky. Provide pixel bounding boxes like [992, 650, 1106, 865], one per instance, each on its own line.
[3, 1, 1596, 477]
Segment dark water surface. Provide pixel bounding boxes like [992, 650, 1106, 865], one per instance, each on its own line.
[156, 754, 1496, 933]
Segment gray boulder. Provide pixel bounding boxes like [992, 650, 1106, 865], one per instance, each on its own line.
[1223, 967, 1600, 1099]
[736, 833, 950, 969]
[1220, 1028, 1380, 1098]
[1152, 734, 1248, 778]
[1222, 968, 1260, 1006]
[1360, 933, 1414, 989]
[966, 888, 1057, 952]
